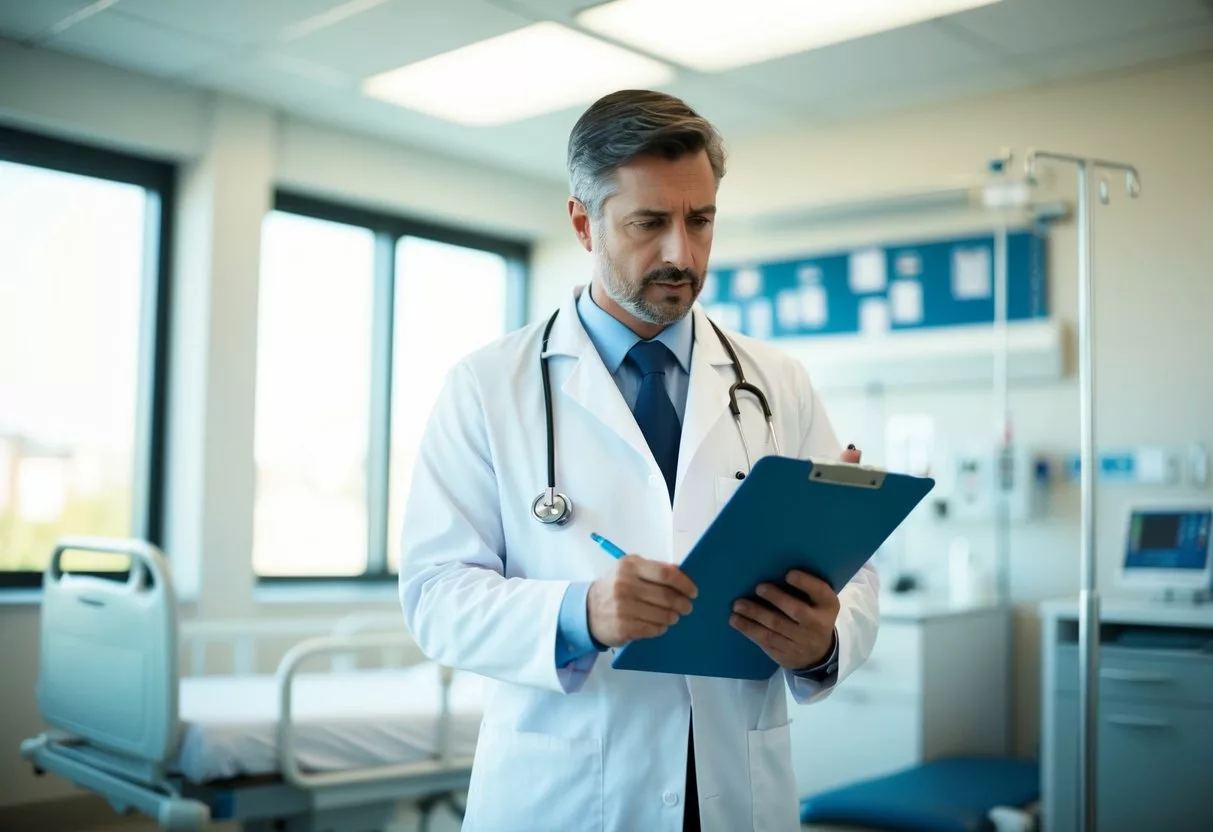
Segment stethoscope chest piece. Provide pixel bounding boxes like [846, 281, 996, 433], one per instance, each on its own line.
[531, 490, 573, 526]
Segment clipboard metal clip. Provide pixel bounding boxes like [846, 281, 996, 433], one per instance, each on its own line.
[808, 459, 886, 489]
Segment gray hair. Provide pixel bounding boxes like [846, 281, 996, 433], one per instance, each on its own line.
[567, 90, 726, 219]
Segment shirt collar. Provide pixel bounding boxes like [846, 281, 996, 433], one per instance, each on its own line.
[576, 283, 694, 374]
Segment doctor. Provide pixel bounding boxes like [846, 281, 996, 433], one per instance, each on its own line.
[398, 89, 879, 832]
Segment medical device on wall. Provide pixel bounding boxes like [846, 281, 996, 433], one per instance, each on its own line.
[949, 443, 1049, 522]
[1118, 502, 1213, 598]
[531, 307, 779, 527]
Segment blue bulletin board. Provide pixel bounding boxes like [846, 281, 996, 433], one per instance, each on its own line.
[700, 228, 1048, 339]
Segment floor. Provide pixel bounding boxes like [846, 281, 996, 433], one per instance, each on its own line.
[0, 795, 464, 832]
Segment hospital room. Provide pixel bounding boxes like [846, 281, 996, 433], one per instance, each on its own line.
[1, 0, 1212, 830]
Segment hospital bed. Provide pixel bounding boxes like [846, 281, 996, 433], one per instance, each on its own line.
[19, 537, 484, 831]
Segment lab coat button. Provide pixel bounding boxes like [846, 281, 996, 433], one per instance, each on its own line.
[662, 791, 679, 807]
[648, 474, 662, 489]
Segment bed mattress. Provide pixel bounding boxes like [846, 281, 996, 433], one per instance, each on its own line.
[173, 662, 486, 784]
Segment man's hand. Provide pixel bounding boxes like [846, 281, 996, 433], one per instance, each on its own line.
[729, 571, 840, 669]
[588, 555, 698, 647]
[729, 443, 862, 670]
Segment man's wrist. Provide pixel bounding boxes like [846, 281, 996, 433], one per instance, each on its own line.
[793, 628, 839, 678]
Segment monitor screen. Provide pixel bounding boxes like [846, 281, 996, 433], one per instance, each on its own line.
[1125, 509, 1212, 571]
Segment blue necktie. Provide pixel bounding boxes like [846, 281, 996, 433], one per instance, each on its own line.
[626, 340, 681, 502]
[627, 340, 697, 828]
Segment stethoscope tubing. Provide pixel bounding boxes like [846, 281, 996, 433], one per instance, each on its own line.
[534, 307, 777, 525]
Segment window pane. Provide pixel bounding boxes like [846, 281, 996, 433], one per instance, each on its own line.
[252, 211, 375, 577]
[388, 237, 510, 571]
[0, 161, 148, 573]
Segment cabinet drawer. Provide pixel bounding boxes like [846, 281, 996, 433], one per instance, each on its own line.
[1050, 694, 1213, 832]
[1054, 645, 1213, 706]
[846, 622, 921, 695]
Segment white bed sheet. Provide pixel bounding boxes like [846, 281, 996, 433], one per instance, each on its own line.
[174, 662, 486, 784]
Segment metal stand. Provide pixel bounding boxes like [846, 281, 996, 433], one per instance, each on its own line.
[1023, 149, 1140, 832]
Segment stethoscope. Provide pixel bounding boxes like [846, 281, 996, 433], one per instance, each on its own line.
[531, 307, 782, 526]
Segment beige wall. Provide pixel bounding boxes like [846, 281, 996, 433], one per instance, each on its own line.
[532, 53, 1213, 757]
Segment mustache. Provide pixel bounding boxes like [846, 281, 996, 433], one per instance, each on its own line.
[642, 266, 700, 287]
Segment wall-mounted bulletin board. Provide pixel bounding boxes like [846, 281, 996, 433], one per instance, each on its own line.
[700, 228, 1048, 340]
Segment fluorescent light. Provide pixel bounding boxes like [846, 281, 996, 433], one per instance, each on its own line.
[362, 22, 675, 126]
[577, 0, 1004, 71]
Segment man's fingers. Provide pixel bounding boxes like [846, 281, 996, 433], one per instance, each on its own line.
[841, 444, 862, 463]
[754, 583, 813, 624]
[730, 613, 796, 654]
[732, 598, 799, 639]
[785, 570, 837, 606]
[631, 579, 693, 616]
[618, 596, 678, 626]
[632, 558, 698, 600]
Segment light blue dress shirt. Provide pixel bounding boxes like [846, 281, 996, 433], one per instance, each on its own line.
[553, 286, 838, 678]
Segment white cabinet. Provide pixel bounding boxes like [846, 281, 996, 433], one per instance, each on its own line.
[788, 597, 1012, 799]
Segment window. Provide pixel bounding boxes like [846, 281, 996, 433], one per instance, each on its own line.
[0, 126, 174, 588]
[253, 194, 527, 581]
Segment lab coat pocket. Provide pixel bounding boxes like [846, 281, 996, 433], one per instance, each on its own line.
[746, 723, 801, 831]
[465, 723, 603, 831]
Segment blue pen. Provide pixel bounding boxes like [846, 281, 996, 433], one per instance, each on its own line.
[590, 532, 627, 559]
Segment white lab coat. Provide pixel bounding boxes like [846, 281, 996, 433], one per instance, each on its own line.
[399, 286, 880, 832]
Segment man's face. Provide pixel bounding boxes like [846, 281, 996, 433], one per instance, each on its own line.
[579, 150, 717, 329]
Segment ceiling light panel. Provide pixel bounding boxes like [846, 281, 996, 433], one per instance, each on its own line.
[361, 21, 674, 126]
[576, 0, 1005, 71]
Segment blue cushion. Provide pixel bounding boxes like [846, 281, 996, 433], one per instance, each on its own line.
[799, 756, 1040, 832]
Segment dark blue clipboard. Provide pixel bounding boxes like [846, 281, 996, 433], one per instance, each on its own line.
[611, 456, 935, 680]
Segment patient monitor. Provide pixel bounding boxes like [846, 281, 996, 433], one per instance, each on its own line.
[1118, 501, 1212, 597]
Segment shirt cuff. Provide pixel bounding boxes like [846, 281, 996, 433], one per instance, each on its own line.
[792, 627, 839, 680]
[555, 581, 602, 667]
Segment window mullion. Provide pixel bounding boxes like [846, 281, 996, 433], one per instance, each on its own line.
[365, 232, 396, 577]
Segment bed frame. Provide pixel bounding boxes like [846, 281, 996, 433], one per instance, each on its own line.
[19, 537, 473, 831]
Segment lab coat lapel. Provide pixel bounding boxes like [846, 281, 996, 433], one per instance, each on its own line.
[542, 288, 655, 469]
[677, 306, 733, 486]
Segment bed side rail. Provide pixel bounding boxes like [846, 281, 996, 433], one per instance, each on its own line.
[180, 612, 414, 676]
[180, 617, 335, 676]
[275, 632, 463, 790]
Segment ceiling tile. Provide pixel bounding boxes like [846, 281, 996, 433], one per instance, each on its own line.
[46, 9, 233, 78]
[114, 0, 353, 48]
[1015, 18, 1213, 83]
[722, 21, 1021, 113]
[812, 62, 1034, 123]
[946, 0, 1212, 57]
[297, 86, 577, 181]
[274, 0, 535, 78]
[190, 51, 357, 109]
[0, 0, 98, 41]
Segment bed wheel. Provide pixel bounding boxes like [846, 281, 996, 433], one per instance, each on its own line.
[32, 766, 45, 776]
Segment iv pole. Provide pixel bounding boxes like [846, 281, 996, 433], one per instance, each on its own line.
[1023, 149, 1140, 832]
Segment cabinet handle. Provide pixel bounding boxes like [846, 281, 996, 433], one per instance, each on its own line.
[1106, 715, 1170, 729]
[1099, 668, 1172, 684]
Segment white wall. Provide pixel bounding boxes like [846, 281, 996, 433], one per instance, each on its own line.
[533, 54, 1213, 757]
[0, 40, 568, 810]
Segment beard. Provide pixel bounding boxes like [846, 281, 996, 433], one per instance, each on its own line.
[599, 248, 704, 326]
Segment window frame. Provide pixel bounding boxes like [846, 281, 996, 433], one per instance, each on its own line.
[0, 125, 176, 590]
[256, 191, 530, 584]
